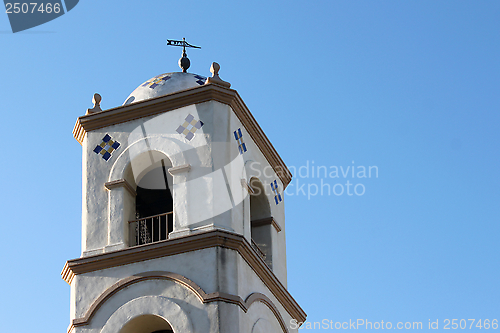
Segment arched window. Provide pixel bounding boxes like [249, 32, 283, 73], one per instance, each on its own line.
[119, 314, 173, 333]
[128, 155, 173, 246]
[249, 178, 274, 268]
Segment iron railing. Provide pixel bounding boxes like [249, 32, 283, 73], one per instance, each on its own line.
[251, 239, 266, 261]
[129, 212, 173, 246]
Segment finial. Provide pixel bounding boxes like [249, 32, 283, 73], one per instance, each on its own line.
[86, 93, 102, 114]
[166, 38, 201, 73]
[205, 62, 231, 88]
[179, 41, 190, 73]
[211, 62, 220, 76]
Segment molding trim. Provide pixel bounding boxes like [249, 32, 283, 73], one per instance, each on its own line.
[251, 217, 282, 233]
[241, 179, 255, 194]
[245, 293, 289, 333]
[61, 230, 306, 324]
[73, 83, 292, 188]
[104, 179, 136, 197]
[168, 164, 191, 175]
[68, 271, 289, 333]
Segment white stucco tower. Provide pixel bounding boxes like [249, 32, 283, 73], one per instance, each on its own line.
[62, 56, 306, 333]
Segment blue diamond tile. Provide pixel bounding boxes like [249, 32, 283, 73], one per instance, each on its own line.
[93, 134, 121, 162]
[194, 120, 203, 129]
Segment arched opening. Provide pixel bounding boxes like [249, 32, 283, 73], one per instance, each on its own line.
[119, 314, 173, 333]
[127, 152, 174, 246]
[249, 178, 273, 268]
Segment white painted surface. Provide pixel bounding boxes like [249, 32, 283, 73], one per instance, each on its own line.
[81, 100, 288, 284]
[73, 88, 298, 332]
[71, 247, 295, 333]
[100, 296, 194, 333]
[123, 72, 206, 106]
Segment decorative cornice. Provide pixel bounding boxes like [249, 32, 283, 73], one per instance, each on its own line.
[68, 271, 289, 333]
[251, 217, 282, 233]
[168, 164, 191, 175]
[61, 262, 74, 284]
[61, 230, 306, 324]
[104, 179, 136, 197]
[73, 83, 292, 188]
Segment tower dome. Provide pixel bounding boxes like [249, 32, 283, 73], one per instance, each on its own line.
[123, 72, 207, 105]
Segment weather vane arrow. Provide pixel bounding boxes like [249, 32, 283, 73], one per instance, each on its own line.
[167, 38, 201, 73]
[166, 38, 201, 49]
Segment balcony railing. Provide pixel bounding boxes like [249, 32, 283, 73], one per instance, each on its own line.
[129, 212, 173, 246]
[251, 239, 266, 261]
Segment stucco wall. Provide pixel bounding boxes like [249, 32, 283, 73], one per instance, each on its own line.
[72, 97, 297, 333]
[80, 100, 288, 284]
[70, 247, 296, 333]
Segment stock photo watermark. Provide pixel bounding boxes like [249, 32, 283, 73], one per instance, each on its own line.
[291, 318, 499, 330]
[121, 106, 380, 227]
[248, 160, 379, 200]
[3, 0, 79, 32]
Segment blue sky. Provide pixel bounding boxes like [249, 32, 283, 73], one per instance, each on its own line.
[0, 1, 499, 332]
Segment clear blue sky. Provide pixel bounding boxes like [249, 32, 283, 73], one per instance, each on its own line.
[0, 1, 498, 332]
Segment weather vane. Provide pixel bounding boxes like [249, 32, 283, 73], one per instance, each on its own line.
[167, 38, 201, 73]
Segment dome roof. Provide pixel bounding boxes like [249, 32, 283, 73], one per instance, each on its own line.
[123, 72, 207, 106]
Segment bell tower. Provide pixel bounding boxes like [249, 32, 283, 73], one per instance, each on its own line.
[62, 50, 306, 333]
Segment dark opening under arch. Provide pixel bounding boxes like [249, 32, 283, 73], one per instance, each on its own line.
[249, 178, 274, 268]
[132, 159, 173, 245]
[119, 314, 173, 333]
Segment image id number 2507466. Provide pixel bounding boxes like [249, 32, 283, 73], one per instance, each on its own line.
[5, 2, 61, 14]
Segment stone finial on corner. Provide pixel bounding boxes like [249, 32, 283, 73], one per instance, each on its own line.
[205, 62, 231, 88]
[86, 93, 102, 115]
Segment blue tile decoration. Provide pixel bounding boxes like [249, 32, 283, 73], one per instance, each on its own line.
[234, 128, 247, 154]
[194, 75, 206, 85]
[93, 134, 121, 161]
[176, 114, 204, 141]
[141, 74, 172, 89]
[270, 180, 282, 205]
